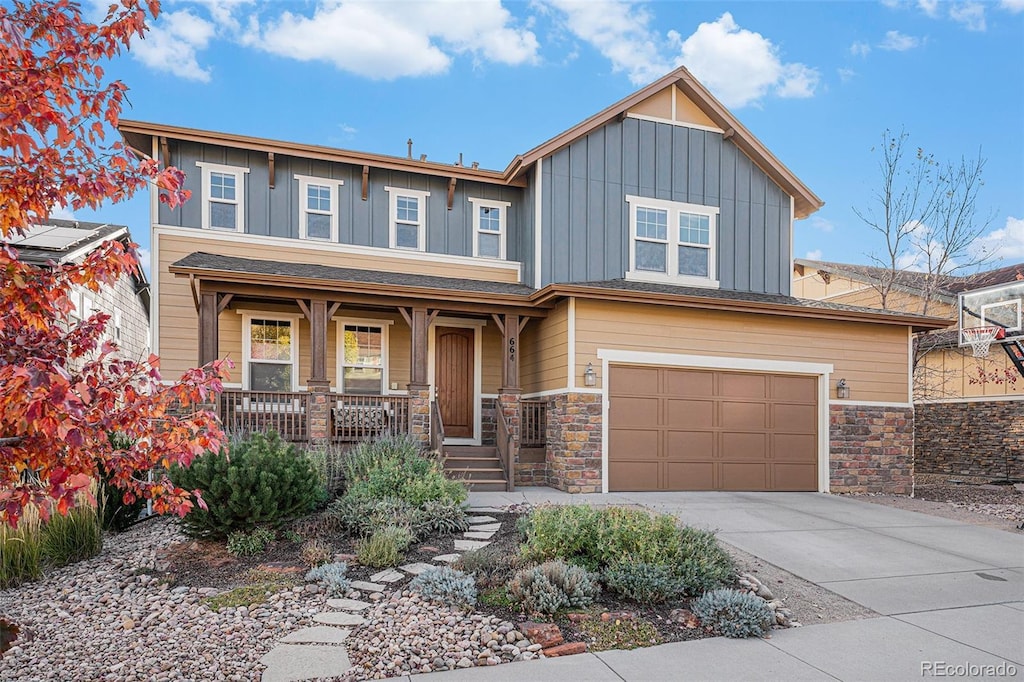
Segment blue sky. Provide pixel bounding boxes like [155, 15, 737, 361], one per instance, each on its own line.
[70, 0, 1024, 276]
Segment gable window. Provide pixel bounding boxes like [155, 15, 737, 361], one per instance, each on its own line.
[243, 317, 297, 392]
[626, 195, 719, 287]
[338, 320, 391, 394]
[469, 197, 510, 259]
[197, 162, 249, 232]
[296, 175, 343, 241]
[385, 186, 430, 251]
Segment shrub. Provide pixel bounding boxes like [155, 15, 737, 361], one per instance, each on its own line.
[455, 546, 521, 589]
[409, 567, 477, 607]
[519, 505, 600, 566]
[355, 526, 413, 568]
[305, 562, 351, 596]
[593, 507, 682, 567]
[342, 435, 466, 506]
[99, 434, 147, 532]
[300, 538, 334, 567]
[329, 496, 429, 539]
[0, 516, 42, 588]
[508, 560, 599, 615]
[41, 506, 103, 568]
[170, 431, 325, 538]
[675, 527, 735, 596]
[226, 527, 275, 557]
[419, 500, 469, 535]
[303, 444, 347, 498]
[603, 562, 684, 605]
[343, 434, 421, 483]
[692, 589, 774, 638]
[204, 583, 285, 611]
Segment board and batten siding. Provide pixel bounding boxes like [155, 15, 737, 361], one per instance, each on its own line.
[573, 299, 911, 404]
[520, 300, 569, 394]
[157, 140, 524, 265]
[538, 117, 792, 294]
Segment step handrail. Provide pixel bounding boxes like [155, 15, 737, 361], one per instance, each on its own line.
[496, 406, 515, 492]
[430, 400, 445, 461]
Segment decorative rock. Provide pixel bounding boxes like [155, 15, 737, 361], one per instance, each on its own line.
[463, 530, 497, 540]
[755, 585, 775, 600]
[454, 539, 491, 551]
[542, 642, 586, 657]
[349, 580, 388, 592]
[566, 613, 591, 623]
[281, 627, 351, 644]
[312, 612, 365, 627]
[256, 561, 305, 576]
[521, 622, 563, 649]
[369, 569, 404, 583]
[399, 562, 436, 575]
[432, 553, 461, 563]
[668, 608, 700, 628]
[326, 598, 372, 611]
[456, 657, 473, 668]
[600, 610, 636, 622]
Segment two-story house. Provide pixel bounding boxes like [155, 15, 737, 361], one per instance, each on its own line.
[121, 67, 947, 495]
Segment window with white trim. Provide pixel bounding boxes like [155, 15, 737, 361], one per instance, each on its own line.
[196, 162, 249, 232]
[244, 317, 297, 392]
[112, 308, 123, 343]
[338, 321, 389, 394]
[469, 197, 510, 259]
[626, 195, 719, 287]
[296, 175, 343, 241]
[385, 186, 429, 251]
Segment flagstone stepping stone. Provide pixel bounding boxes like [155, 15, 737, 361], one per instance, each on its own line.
[454, 539, 491, 551]
[467, 507, 503, 514]
[463, 530, 497, 540]
[369, 569, 404, 583]
[432, 553, 461, 563]
[468, 522, 501, 532]
[467, 515, 498, 524]
[312, 612, 365, 627]
[261, 644, 352, 682]
[281, 627, 351, 645]
[399, 562, 436, 575]
[349, 580, 387, 592]
[326, 598, 371, 611]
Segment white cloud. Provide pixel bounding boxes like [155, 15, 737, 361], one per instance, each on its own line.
[850, 41, 872, 57]
[917, 0, 940, 16]
[671, 12, 820, 107]
[131, 10, 216, 82]
[810, 217, 835, 232]
[949, 2, 987, 31]
[251, 1, 538, 80]
[837, 67, 857, 82]
[49, 205, 76, 221]
[805, 249, 823, 260]
[1001, 0, 1024, 12]
[339, 123, 358, 135]
[973, 217, 1024, 260]
[878, 30, 921, 51]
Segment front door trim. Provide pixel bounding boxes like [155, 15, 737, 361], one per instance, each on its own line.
[596, 349, 834, 494]
[429, 317, 485, 445]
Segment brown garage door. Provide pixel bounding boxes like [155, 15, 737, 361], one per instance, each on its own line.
[608, 365, 818, 492]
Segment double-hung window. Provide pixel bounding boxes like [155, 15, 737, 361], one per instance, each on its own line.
[296, 175, 343, 241]
[197, 162, 249, 232]
[626, 195, 719, 287]
[338, 320, 390, 394]
[385, 187, 429, 251]
[244, 317, 297, 392]
[469, 197, 510, 259]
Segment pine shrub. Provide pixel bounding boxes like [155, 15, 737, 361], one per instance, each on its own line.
[603, 562, 684, 604]
[409, 567, 477, 607]
[170, 431, 325, 538]
[306, 562, 350, 596]
[691, 589, 774, 638]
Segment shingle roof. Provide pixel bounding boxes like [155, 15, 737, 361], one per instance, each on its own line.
[796, 258, 1024, 297]
[5, 219, 126, 265]
[170, 252, 538, 297]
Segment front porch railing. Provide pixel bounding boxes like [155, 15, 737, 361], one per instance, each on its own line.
[219, 390, 311, 442]
[332, 394, 412, 443]
[430, 400, 445, 459]
[520, 399, 547, 447]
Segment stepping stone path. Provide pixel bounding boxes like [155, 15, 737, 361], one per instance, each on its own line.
[261, 510, 506, 680]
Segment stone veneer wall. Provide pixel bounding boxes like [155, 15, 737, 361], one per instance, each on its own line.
[829, 404, 914, 494]
[915, 400, 1024, 480]
[480, 398, 497, 446]
[545, 392, 602, 493]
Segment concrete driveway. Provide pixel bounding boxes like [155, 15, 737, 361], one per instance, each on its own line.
[395, 489, 1024, 681]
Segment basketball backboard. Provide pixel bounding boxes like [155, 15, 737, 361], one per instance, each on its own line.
[959, 280, 1024, 346]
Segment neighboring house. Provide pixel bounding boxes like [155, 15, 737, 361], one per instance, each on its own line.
[794, 258, 1024, 480]
[120, 66, 947, 496]
[6, 219, 151, 361]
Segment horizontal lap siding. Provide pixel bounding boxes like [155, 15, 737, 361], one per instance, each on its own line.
[917, 348, 1023, 400]
[575, 299, 910, 403]
[520, 301, 569, 393]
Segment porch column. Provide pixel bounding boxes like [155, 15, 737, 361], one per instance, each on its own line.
[198, 291, 219, 366]
[303, 298, 331, 443]
[405, 305, 431, 448]
[496, 313, 523, 490]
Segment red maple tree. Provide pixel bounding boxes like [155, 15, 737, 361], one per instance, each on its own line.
[0, 0, 227, 526]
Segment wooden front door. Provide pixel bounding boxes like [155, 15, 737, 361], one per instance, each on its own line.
[436, 327, 474, 439]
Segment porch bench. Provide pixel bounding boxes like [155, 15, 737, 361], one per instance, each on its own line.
[332, 403, 394, 441]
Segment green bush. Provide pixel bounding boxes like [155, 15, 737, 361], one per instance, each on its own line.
[691, 588, 774, 638]
[593, 507, 682, 566]
[455, 546, 522, 589]
[419, 500, 469, 535]
[675, 527, 735, 596]
[355, 525, 413, 568]
[170, 431, 325, 538]
[303, 444, 347, 498]
[603, 562, 685, 604]
[328, 496, 429, 539]
[343, 434, 422, 483]
[409, 567, 477, 607]
[519, 505, 600, 566]
[300, 538, 334, 567]
[41, 506, 103, 568]
[508, 559, 599, 615]
[342, 435, 466, 506]
[0, 520, 42, 588]
[100, 434, 147, 532]
[226, 527, 275, 557]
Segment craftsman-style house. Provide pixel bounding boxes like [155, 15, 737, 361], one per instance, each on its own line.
[121, 67, 946, 495]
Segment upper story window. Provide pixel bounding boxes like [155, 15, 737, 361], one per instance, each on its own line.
[196, 161, 249, 232]
[626, 195, 719, 288]
[337, 319, 391, 394]
[385, 186, 430, 251]
[468, 197, 510, 260]
[295, 175, 344, 241]
[243, 316, 297, 392]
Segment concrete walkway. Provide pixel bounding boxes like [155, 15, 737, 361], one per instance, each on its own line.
[384, 489, 1023, 681]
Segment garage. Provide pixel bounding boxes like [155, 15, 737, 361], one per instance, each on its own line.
[608, 365, 819, 492]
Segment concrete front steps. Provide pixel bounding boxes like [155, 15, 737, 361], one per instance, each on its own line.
[443, 445, 508, 491]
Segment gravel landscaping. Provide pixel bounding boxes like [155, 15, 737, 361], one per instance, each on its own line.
[849, 479, 1023, 532]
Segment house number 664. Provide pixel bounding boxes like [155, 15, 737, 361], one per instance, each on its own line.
[508, 338, 516, 361]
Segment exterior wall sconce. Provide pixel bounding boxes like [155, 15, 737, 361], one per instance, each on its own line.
[584, 362, 597, 387]
[836, 378, 850, 399]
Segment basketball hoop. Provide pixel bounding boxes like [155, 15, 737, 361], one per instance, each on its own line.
[962, 325, 1005, 358]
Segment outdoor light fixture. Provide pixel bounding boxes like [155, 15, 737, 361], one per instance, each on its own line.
[836, 378, 850, 399]
[584, 362, 597, 387]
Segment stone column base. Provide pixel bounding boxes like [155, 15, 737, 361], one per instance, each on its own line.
[830, 404, 914, 495]
[545, 392, 603, 493]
